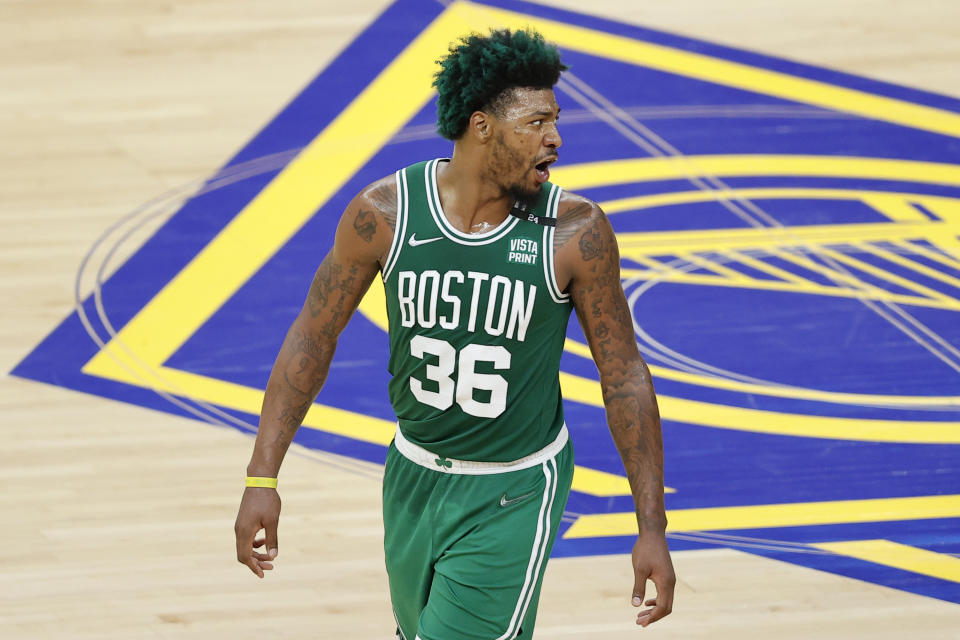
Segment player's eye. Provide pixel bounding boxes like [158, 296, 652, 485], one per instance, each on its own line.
[531, 119, 543, 126]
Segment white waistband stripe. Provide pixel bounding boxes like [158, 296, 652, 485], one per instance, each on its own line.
[393, 425, 568, 475]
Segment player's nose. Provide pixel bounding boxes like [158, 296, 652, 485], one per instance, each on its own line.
[544, 123, 562, 149]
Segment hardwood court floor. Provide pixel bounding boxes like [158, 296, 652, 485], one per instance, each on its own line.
[2, 1, 959, 638]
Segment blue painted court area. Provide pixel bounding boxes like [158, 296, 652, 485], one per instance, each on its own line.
[12, 0, 960, 605]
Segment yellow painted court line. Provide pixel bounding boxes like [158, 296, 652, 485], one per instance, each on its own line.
[770, 247, 893, 294]
[551, 156, 960, 192]
[558, 371, 960, 443]
[817, 246, 957, 307]
[617, 264, 950, 310]
[339, 269, 949, 446]
[891, 239, 960, 270]
[813, 539, 960, 584]
[922, 194, 960, 225]
[112, 359, 641, 497]
[454, 2, 960, 140]
[83, 6, 462, 374]
[562, 332, 960, 410]
[619, 267, 662, 280]
[564, 494, 960, 538]
[573, 466, 675, 496]
[680, 252, 750, 281]
[77, 2, 960, 457]
[161, 368, 642, 497]
[720, 249, 808, 285]
[161, 366, 398, 445]
[615, 220, 953, 256]
[622, 252, 670, 272]
[96, 1, 960, 378]
[602, 188, 960, 222]
[862, 243, 960, 292]
[863, 195, 930, 222]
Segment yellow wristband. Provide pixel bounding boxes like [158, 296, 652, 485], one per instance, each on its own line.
[246, 476, 278, 489]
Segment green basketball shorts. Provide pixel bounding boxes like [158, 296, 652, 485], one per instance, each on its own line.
[383, 425, 574, 640]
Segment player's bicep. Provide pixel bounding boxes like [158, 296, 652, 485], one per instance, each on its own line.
[298, 196, 387, 337]
[567, 210, 640, 376]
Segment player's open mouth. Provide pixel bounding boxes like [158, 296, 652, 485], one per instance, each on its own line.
[534, 156, 557, 183]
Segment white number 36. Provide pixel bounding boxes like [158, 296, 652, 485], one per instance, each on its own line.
[408, 336, 510, 418]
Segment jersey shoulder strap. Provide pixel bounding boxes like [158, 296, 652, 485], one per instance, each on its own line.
[381, 160, 429, 281]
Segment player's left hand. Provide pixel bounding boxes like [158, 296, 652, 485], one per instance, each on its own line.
[631, 531, 675, 627]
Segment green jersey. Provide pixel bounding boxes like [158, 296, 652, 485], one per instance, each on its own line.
[382, 158, 573, 462]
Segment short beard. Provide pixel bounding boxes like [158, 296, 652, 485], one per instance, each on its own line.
[507, 183, 541, 210]
[488, 131, 541, 210]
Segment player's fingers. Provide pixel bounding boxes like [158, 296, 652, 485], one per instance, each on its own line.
[265, 521, 279, 559]
[235, 523, 256, 565]
[631, 574, 647, 607]
[640, 575, 675, 626]
[252, 537, 265, 549]
[246, 556, 264, 578]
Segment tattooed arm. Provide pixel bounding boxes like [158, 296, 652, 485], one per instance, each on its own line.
[234, 177, 396, 578]
[555, 194, 675, 627]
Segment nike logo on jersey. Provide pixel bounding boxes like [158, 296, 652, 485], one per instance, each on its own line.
[408, 234, 442, 247]
[499, 491, 536, 507]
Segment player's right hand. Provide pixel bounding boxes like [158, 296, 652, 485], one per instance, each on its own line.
[234, 487, 281, 578]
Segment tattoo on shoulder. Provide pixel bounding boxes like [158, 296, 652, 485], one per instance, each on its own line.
[553, 201, 594, 250]
[578, 220, 604, 261]
[368, 182, 398, 232]
[353, 208, 377, 243]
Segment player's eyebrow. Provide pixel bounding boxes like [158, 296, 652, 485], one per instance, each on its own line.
[529, 107, 561, 118]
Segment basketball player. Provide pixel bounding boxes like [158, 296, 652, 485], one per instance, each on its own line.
[235, 28, 674, 638]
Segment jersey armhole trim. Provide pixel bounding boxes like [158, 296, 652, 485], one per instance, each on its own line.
[543, 184, 570, 304]
[381, 168, 408, 282]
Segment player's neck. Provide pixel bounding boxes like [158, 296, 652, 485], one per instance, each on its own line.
[436, 151, 511, 234]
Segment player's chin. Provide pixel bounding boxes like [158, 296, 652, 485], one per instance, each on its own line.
[508, 182, 540, 207]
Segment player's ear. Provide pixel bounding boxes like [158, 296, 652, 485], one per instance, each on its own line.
[468, 111, 493, 143]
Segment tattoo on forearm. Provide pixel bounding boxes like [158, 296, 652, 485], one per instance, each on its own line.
[283, 353, 320, 395]
[567, 205, 666, 531]
[307, 259, 339, 317]
[306, 257, 362, 324]
[603, 368, 665, 531]
[278, 398, 311, 432]
[591, 298, 602, 319]
[281, 329, 333, 398]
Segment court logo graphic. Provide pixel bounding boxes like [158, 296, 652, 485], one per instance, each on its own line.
[13, 0, 960, 604]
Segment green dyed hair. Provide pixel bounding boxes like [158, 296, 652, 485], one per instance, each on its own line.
[433, 28, 567, 140]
